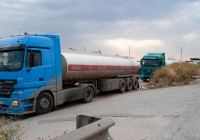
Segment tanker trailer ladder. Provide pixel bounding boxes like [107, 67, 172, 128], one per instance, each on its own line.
[54, 115, 115, 140]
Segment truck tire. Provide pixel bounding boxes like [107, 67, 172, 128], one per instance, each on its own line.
[119, 79, 126, 93]
[135, 80, 139, 90]
[126, 79, 133, 91]
[132, 79, 139, 90]
[36, 92, 53, 115]
[82, 86, 94, 103]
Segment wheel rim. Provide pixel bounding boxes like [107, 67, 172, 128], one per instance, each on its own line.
[122, 81, 125, 88]
[86, 90, 92, 99]
[129, 81, 132, 89]
[39, 98, 49, 109]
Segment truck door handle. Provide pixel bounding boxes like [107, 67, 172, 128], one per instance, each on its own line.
[39, 78, 44, 81]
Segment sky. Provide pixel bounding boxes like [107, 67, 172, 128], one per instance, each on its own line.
[0, 0, 199, 61]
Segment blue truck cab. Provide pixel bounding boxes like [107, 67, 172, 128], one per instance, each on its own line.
[0, 34, 63, 114]
[140, 53, 165, 81]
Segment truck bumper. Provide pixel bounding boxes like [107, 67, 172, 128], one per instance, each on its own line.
[0, 98, 24, 114]
[140, 74, 151, 80]
[0, 97, 34, 115]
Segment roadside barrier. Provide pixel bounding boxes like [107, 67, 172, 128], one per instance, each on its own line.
[54, 115, 115, 140]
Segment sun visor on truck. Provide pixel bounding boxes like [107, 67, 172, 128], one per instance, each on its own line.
[0, 44, 25, 51]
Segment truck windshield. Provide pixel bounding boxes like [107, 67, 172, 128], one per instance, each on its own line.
[0, 50, 24, 71]
[141, 59, 159, 67]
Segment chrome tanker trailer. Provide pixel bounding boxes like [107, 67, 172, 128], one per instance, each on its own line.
[61, 52, 139, 85]
[54, 52, 140, 114]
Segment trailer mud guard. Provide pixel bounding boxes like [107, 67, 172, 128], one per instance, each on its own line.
[54, 115, 115, 140]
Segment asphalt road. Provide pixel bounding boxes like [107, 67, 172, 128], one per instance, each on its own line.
[3, 83, 200, 140]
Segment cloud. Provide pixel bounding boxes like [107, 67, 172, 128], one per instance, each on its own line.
[0, 0, 199, 61]
[101, 38, 166, 60]
[104, 38, 164, 49]
[184, 33, 199, 40]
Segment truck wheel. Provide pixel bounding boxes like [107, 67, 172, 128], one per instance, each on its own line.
[132, 79, 139, 90]
[126, 79, 133, 91]
[36, 92, 53, 115]
[119, 79, 126, 93]
[83, 86, 94, 103]
[133, 79, 139, 90]
[135, 80, 139, 90]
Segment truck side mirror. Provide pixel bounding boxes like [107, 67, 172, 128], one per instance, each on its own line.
[140, 59, 143, 65]
[160, 59, 162, 65]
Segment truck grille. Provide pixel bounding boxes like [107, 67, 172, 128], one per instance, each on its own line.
[0, 80, 17, 98]
[143, 69, 153, 75]
[0, 104, 9, 111]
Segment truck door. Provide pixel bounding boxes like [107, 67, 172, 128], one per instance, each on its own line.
[23, 49, 44, 89]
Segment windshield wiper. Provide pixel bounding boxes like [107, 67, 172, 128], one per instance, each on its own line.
[142, 64, 158, 67]
[143, 64, 150, 66]
[0, 66, 11, 71]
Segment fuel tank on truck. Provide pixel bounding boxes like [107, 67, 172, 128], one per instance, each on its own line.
[61, 52, 140, 85]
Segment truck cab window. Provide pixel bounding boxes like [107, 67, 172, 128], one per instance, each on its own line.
[0, 50, 24, 71]
[26, 50, 42, 67]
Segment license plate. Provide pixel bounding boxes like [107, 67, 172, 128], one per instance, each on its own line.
[0, 101, 3, 104]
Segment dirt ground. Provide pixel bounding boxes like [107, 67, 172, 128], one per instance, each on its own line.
[190, 78, 200, 85]
[139, 78, 200, 90]
[1, 78, 200, 139]
[17, 83, 200, 140]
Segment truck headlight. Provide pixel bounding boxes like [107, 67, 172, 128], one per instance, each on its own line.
[12, 101, 19, 106]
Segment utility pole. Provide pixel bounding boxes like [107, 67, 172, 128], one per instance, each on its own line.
[178, 45, 185, 62]
[84, 46, 85, 53]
